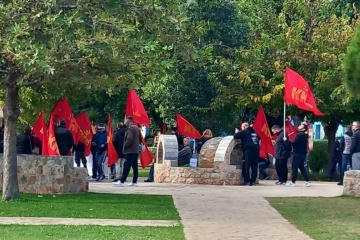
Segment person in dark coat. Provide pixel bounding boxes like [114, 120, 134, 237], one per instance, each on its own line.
[74, 141, 87, 168]
[287, 124, 311, 187]
[115, 117, 142, 186]
[234, 122, 260, 186]
[91, 124, 107, 181]
[328, 138, 342, 180]
[112, 122, 127, 182]
[16, 126, 34, 154]
[178, 138, 192, 166]
[271, 125, 291, 185]
[350, 121, 360, 170]
[55, 120, 74, 156]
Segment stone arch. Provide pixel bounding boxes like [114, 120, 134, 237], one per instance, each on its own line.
[198, 137, 222, 168]
[156, 135, 178, 164]
[214, 136, 243, 167]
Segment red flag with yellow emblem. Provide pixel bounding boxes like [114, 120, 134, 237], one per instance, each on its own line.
[253, 106, 274, 159]
[51, 96, 82, 143]
[107, 114, 119, 167]
[125, 90, 150, 126]
[284, 67, 323, 116]
[76, 112, 93, 156]
[32, 111, 46, 140]
[176, 114, 201, 139]
[42, 114, 60, 156]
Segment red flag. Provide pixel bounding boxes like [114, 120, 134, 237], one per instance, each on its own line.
[125, 90, 150, 126]
[140, 137, 153, 168]
[284, 67, 324, 116]
[43, 114, 60, 156]
[176, 114, 202, 139]
[76, 112, 93, 156]
[162, 123, 167, 134]
[253, 107, 275, 159]
[107, 114, 119, 167]
[32, 111, 46, 140]
[51, 96, 82, 143]
[285, 120, 298, 142]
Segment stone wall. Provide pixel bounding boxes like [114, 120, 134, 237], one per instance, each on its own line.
[0, 154, 88, 194]
[343, 170, 360, 197]
[155, 160, 243, 185]
[198, 137, 222, 168]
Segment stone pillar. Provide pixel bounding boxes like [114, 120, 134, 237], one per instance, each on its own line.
[343, 170, 360, 197]
[198, 137, 222, 168]
[156, 135, 178, 166]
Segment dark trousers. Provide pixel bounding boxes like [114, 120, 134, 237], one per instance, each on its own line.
[275, 158, 288, 183]
[96, 152, 106, 178]
[259, 161, 269, 178]
[340, 154, 351, 183]
[110, 164, 116, 176]
[291, 153, 309, 183]
[147, 164, 154, 182]
[75, 151, 87, 168]
[242, 149, 259, 183]
[92, 152, 98, 178]
[120, 153, 139, 183]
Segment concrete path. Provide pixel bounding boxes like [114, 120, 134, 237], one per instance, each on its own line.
[0, 217, 179, 227]
[90, 180, 343, 240]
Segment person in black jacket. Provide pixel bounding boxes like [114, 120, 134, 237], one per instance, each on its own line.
[16, 126, 34, 154]
[74, 141, 87, 168]
[287, 124, 311, 187]
[55, 120, 74, 156]
[112, 122, 127, 182]
[234, 122, 260, 186]
[351, 121, 360, 170]
[272, 125, 291, 185]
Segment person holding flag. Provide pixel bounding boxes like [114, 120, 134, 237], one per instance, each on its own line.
[271, 125, 292, 185]
[91, 124, 107, 181]
[287, 123, 311, 187]
[234, 122, 260, 186]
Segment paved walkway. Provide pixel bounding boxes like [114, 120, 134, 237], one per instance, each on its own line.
[90, 180, 343, 240]
[0, 217, 179, 227]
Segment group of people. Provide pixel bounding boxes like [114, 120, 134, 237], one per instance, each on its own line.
[233, 121, 310, 186]
[330, 121, 360, 185]
[11, 115, 360, 188]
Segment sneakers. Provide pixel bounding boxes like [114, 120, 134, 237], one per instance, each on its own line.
[128, 182, 138, 187]
[337, 182, 343, 186]
[144, 179, 153, 183]
[113, 181, 125, 187]
[286, 182, 296, 187]
[275, 181, 282, 185]
[112, 180, 121, 185]
[305, 181, 312, 187]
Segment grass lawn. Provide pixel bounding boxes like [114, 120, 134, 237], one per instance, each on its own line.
[0, 225, 184, 240]
[268, 196, 360, 240]
[128, 167, 150, 178]
[0, 193, 179, 220]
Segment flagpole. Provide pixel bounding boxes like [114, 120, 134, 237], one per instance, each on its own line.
[283, 102, 286, 139]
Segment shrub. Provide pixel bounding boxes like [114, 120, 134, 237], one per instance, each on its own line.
[308, 140, 329, 174]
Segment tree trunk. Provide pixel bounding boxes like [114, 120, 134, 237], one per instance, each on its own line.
[323, 116, 340, 177]
[2, 72, 20, 201]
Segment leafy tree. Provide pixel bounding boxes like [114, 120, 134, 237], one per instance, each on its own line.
[0, 0, 191, 200]
[344, 26, 360, 99]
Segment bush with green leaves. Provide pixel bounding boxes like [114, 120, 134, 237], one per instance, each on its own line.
[308, 140, 329, 174]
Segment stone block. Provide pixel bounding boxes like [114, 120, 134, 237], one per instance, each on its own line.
[343, 170, 360, 197]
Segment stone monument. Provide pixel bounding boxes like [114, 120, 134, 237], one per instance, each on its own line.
[0, 154, 88, 194]
[154, 135, 245, 185]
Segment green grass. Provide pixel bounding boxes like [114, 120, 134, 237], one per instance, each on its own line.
[0, 193, 180, 220]
[0, 225, 185, 240]
[128, 167, 150, 177]
[268, 196, 360, 240]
